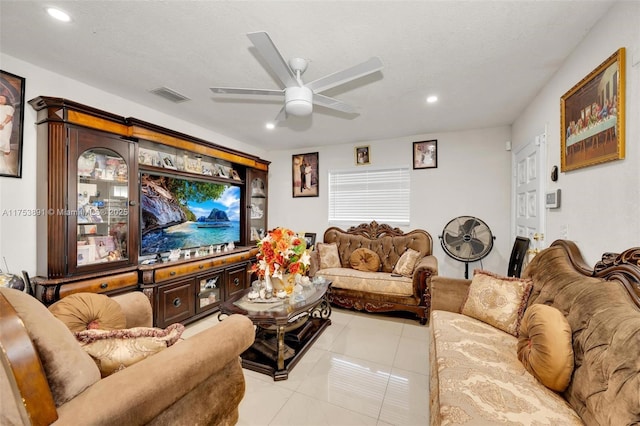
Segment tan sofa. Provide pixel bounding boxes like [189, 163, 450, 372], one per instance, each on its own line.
[0, 289, 254, 426]
[310, 221, 438, 324]
[429, 240, 640, 425]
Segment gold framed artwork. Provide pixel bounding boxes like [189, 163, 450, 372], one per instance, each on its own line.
[561, 48, 625, 172]
[355, 145, 370, 165]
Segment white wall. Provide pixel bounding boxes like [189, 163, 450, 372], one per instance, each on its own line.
[267, 126, 513, 278]
[0, 54, 266, 276]
[512, 1, 640, 265]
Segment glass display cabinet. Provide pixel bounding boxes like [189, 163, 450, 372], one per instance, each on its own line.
[247, 169, 268, 244]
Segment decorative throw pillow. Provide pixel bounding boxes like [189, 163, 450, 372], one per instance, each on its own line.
[75, 323, 185, 377]
[317, 242, 341, 269]
[349, 248, 381, 272]
[393, 248, 422, 277]
[461, 269, 533, 336]
[49, 292, 126, 332]
[517, 304, 574, 392]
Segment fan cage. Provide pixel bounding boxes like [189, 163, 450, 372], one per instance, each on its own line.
[440, 216, 494, 263]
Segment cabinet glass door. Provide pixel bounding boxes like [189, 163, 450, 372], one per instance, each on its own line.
[249, 176, 267, 243]
[197, 271, 223, 313]
[76, 148, 130, 267]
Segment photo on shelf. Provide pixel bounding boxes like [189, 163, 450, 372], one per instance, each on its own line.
[162, 155, 177, 170]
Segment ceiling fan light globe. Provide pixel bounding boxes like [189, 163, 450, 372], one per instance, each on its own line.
[285, 86, 313, 116]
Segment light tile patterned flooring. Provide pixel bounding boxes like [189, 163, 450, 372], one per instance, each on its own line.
[183, 307, 430, 425]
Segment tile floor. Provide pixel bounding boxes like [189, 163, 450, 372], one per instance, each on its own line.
[183, 307, 430, 426]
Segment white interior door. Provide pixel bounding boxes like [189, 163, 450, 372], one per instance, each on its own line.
[513, 131, 547, 255]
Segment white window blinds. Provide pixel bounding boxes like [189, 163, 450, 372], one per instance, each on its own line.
[328, 167, 410, 226]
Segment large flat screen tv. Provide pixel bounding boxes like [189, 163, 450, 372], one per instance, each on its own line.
[140, 173, 241, 256]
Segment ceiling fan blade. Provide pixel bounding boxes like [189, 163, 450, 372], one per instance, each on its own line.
[274, 106, 287, 122]
[312, 94, 358, 114]
[210, 87, 284, 97]
[305, 56, 383, 94]
[247, 31, 300, 89]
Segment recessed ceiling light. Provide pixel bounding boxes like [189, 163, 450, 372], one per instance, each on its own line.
[47, 7, 71, 22]
[265, 122, 275, 130]
[426, 95, 438, 104]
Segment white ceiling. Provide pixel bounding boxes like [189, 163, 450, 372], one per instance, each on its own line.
[1, 1, 615, 150]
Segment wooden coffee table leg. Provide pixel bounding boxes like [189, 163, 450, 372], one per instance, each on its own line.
[277, 324, 286, 371]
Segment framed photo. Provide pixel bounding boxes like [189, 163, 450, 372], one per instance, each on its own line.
[355, 145, 370, 165]
[561, 48, 625, 172]
[292, 152, 319, 198]
[0, 70, 26, 178]
[413, 140, 437, 169]
[304, 233, 316, 249]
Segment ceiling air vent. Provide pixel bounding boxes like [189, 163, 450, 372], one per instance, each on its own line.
[149, 87, 190, 103]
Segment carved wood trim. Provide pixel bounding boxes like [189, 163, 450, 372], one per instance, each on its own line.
[326, 291, 428, 321]
[345, 221, 405, 239]
[0, 293, 58, 426]
[593, 247, 640, 308]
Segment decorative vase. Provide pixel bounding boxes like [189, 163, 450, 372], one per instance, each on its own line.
[263, 275, 273, 299]
[270, 273, 297, 295]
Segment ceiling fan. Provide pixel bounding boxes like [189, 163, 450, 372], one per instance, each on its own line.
[210, 31, 383, 122]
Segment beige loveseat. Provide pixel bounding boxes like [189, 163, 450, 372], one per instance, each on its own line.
[0, 289, 254, 426]
[429, 240, 640, 425]
[310, 221, 438, 324]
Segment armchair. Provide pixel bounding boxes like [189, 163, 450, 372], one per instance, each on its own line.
[0, 288, 254, 426]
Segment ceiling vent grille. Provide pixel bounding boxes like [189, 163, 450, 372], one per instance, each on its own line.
[149, 87, 190, 103]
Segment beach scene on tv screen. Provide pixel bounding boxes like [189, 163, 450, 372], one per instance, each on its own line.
[140, 174, 241, 255]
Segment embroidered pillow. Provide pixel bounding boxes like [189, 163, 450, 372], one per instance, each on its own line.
[75, 323, 185, 377]
[517, 304, 574, 392]
[349, 248, 381, 272]
[49, 292, 126, 332]
[461, 269, 533, 336]
[317, 242, 341, 269]
[392, 248, 421, 277]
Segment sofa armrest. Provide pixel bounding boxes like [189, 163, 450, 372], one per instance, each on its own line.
[413, 255, 438, 299]
[54, 314, 255, 425]
[430, 276, 471, 313]
[308, 249, 320, 277]
[110, 291, 153, 328]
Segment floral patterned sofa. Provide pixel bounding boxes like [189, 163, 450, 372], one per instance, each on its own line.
[309, 221, 438, 324]
[429, 240, 640, 425]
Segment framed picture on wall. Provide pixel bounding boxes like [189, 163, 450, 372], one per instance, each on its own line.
[355, 145, 370, 165]
[292, 152, 319, 198]
[413, 140, 437, 169]
[0, 70, 26, 178]
[561, 48, 625, 172]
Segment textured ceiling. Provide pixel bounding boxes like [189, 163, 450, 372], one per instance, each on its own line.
[0, 1, 615, 150]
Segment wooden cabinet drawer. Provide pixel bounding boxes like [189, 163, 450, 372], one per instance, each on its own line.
[154, 259, 212, 282]
[226, 265, 248, 298]
[58, 271, 139, 299]
[156, 279, 195, 328]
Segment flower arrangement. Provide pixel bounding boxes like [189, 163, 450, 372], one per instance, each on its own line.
[251, 227, 311, 280]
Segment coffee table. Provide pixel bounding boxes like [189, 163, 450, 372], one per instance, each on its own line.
[219, 281, 331, 380]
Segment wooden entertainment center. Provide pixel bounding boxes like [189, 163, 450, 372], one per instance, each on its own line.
[28, 97, 269, 326]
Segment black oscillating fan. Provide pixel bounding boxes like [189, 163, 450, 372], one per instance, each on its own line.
[440, 216, 495, 278]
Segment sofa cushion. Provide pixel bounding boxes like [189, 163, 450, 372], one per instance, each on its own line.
[317, 242, 341, 269]
[430, 310, 584, 425]
[349, 248, 381, 272]
[317, 267, 413, 296]
[75, 323, 185, 377]
[517, 304, 574, 392]
[0, 288, 101, 407]
[392, 248, 421, 277]
[461, 269, 533, 336]
[49, 292, 127, 332]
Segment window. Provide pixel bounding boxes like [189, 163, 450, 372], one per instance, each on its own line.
[328, 167, 410, 226]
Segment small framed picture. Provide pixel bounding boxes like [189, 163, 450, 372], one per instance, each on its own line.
[355, 145, 370, 165]
[162, 156, 176, 169]
[413, 140, 438, 169]
[304, 233, 316, 248]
